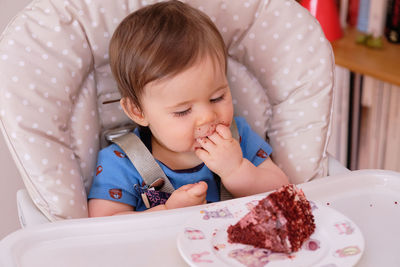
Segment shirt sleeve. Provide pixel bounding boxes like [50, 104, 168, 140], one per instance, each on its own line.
[235, 116, 273, 167]
[88, 144, 141, 208]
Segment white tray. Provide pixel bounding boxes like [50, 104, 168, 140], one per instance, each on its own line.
[1, 170, 400, 267]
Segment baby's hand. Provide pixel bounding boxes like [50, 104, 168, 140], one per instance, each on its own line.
[165, 181, 208, 209]
[195, 124, 243, 178]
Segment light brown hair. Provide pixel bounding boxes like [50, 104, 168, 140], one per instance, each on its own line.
[109, 0, 227, 109]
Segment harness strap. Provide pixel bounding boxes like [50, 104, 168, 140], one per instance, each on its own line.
[112, 133, 175, 194]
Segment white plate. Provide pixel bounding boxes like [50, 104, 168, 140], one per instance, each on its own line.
[177, 196, 364, 267]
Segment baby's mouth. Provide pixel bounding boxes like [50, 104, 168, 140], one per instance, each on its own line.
[193, 135, 210, 150]
[195, 124, 217, 139]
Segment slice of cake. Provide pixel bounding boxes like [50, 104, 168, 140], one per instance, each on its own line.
[227, 184, 315, 253]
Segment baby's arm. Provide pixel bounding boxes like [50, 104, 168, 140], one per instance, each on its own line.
[195, 124, 288, 197]
[219, 157, 288, 197]
[88, 181, 208, 217]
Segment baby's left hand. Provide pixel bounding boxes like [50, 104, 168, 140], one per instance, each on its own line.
[195, 124, 243, 178]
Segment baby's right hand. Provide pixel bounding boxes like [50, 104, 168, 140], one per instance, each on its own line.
[165, 181, 208, 209]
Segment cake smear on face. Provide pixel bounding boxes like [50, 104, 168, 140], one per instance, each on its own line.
[227, 184, 315, 253]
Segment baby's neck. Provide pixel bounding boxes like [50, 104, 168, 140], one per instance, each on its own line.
[151, 138, 203, 171]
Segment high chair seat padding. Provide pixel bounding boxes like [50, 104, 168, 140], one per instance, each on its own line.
[0, 0, 333, 221]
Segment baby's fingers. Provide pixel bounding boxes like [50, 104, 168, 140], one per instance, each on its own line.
[187, 181, 208, 197]
[195, 147, 209, 162]
[196, 137, 215, 151]
[178, 183, 196, 191]
[216, 124, 232, 139]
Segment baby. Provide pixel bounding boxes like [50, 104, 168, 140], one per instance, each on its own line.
[88, 0, 288, 217]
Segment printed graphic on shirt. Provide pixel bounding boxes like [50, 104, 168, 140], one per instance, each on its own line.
[96, 165, 103, 175]
[114, 150, 126, 158]
[109, 188, 122, 199]
[256, 149, 268, 158]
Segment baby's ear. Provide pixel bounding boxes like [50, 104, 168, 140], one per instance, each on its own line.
[120, 97, 149, 126]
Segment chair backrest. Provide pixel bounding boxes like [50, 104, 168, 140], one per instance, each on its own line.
[0, 0, 334, 221]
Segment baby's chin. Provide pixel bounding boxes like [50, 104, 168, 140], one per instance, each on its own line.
[173, 141, 201, 153]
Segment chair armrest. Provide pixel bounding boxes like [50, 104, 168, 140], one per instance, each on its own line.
[327, 153, 351, 176]
[16, 189, 49, 227]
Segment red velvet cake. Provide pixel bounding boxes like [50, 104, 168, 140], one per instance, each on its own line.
[227, 184, 315, 253]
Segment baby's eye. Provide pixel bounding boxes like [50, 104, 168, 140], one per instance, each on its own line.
[173, 108, 191, 117]
[210, 94, 225, 103]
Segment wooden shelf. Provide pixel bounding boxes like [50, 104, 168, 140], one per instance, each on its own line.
[331, 27, 400, 86]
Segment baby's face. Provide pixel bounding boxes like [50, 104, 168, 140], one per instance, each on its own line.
[139, 55, 234, 154]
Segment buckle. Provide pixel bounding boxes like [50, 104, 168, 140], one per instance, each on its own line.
[149, 178, 165, 190]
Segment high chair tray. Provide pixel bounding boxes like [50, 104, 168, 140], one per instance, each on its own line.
[1, 170, 400, 267]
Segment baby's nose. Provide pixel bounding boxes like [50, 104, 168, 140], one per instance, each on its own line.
[195, 105, 217, 136]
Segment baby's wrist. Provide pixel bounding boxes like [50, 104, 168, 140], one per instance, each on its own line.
[219, 158, 244, 180]
[152, 204, 168, 211]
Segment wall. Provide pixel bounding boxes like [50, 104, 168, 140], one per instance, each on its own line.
[0, 0, 33, 240]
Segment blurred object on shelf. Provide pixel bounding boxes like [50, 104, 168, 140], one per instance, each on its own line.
[368, 0, 389, 38]
[356, 0, 370, 33]
[354, 0, 389, 48]
[348, 0, 360, 27]
[355, 33, 383, 49]
[300, 0, 343, 41]
[385, 0, 400, 43]
[339, 0, 349, 28]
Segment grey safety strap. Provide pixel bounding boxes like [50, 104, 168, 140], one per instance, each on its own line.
[112, 133, 175, 194]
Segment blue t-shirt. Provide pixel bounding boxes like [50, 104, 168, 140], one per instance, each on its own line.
[88, 117, 272, 211]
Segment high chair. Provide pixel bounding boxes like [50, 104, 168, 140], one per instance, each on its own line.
[0, 0, 347, 227]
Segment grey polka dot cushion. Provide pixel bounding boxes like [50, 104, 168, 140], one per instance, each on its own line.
[0, 0, 333, 221]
